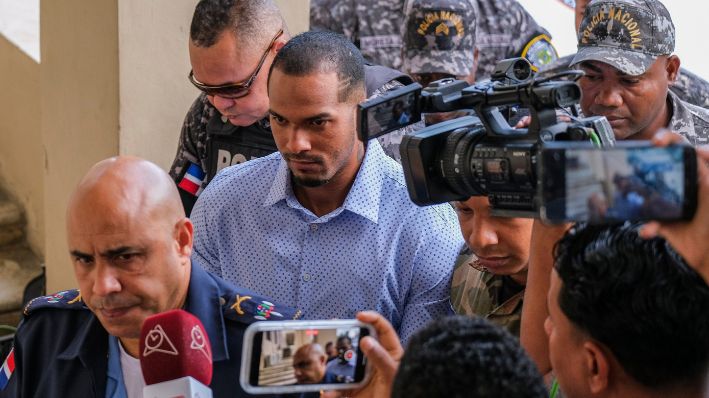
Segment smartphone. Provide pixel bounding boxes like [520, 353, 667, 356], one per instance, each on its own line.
[357, 83, 422, 142]
[240, 320, 375, 395]
[539, 142, 697, 224]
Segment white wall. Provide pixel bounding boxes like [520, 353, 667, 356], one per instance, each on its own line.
[517, 0, 709, 81]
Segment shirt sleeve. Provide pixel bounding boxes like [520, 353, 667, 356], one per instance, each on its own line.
[0, 322, 24, 397]
[190, 185, 223, 277]
[397, 205, 464, 344]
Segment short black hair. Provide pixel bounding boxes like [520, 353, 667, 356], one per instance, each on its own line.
[268, 31, 365, 102]
[190, 0, 282, 49]
[392, 316, 547, 398]
[554, 222, 709, 389]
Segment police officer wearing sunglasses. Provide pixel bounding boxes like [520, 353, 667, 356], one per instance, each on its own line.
[170, 0, 415, 215]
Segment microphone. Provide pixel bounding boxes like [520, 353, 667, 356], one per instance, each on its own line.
[139, 309, 213, 398]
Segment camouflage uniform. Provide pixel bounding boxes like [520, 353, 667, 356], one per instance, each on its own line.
[402, 0, 478, 77]
[311, 0, 557, 79]
[450, 248, 525, 337]
[474, 0, 558, 79]
[310, 0, 406, 70]
[667, 90, 709, 146]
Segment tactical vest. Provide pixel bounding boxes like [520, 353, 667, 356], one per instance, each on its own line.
[204, 64, 413, 182]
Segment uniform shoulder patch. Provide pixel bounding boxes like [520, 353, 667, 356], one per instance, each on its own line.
[222, 291, 301, 325]
[520, 33, 559, 72]
[23, 289, 87, 317]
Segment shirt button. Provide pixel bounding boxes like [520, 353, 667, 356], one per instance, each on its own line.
[309, 224, 318, 231]
[302, 273, 311, 282]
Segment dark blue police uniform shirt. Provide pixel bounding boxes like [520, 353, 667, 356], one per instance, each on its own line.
[0, 262, 300, 398]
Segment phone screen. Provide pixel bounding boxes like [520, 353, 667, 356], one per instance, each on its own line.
[248, 325, 370, 391]
[357, 84, 422, 142]
[541, 144, 697, 223]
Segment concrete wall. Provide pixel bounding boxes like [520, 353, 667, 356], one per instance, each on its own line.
[118, 1, 200, 171]
[0, 36, 43, 254]
[41, 0, 120, 291]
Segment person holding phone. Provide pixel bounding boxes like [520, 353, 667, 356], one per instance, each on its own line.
[522, 0, 709, 376]
[641, 131, 709, 284]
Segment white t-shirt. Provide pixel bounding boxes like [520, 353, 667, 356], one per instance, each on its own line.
[119, 341, 146, 398]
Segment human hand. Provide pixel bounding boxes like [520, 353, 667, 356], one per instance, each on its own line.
[514, 113, 572, 129]
[321, 311, 404, 398]
[639, 130, 709, 283]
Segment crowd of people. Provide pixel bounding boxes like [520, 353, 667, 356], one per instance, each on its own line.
[1, 0, 709, 397]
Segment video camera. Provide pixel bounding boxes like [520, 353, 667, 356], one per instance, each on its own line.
[357, 58, 615, 218]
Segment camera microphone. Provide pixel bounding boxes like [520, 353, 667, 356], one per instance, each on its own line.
[139, 309, 213, 398]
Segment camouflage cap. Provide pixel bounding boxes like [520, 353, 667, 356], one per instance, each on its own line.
[402, 0, 478, 77]
[571, 0, 675, 76]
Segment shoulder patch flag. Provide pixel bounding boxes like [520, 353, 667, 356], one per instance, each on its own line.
[178, 163, 206, 197]
[0, 348, 15, 390]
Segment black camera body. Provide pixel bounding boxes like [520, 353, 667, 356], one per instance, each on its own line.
[358, 58, 614, 218]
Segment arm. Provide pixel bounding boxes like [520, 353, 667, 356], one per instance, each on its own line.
[189, 184, 223, 277]
[322, 311, 403, 398]
[520, 220, 570, 376]
[170, 94, 214, 216]
[640, 131, 709, 283]
[397, 208, 462, 344]
[169, 94, 212, 180]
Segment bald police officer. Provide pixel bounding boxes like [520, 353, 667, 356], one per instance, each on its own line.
[0, 157, 298, 397]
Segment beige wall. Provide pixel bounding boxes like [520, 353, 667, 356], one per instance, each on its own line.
[0, 0, 309, 292]
[41, 0, 120, 292]
[0, 36, 43, 254]
[118, 0, 201, 170]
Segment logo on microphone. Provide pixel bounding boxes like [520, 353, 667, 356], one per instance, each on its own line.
[190, 325, 211, 361]
[143, 324, 179, 357]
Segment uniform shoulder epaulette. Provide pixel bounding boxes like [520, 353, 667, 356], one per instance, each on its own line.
[23, 289, 87, 317]
[221, 288, 302, 325]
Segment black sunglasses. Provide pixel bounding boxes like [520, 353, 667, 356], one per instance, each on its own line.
[188, 29, 284, 99]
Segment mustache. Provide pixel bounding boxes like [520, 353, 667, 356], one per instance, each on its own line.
[89, 294, 142, 310]
[282, 153, 325, 163]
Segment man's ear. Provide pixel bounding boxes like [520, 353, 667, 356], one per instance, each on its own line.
[583, 340, 610, 394]
[273, 39, 286, 53]
[175, 218, 194, 259]
[666, 55, 681, 83]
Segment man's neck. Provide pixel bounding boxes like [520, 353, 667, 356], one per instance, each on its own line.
[293, 172, 357, 217]
[637, 93, 672, 141]
[292, 146, 365, 217]
[119, 337, 140, 358]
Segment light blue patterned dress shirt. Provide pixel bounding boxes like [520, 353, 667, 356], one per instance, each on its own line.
[191, 141, 464, 342]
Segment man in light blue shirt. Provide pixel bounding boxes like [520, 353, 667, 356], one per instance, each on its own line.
[191, 31, 463, 342]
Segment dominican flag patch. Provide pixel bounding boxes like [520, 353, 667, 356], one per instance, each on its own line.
[178, 163, 206, 197]
[0, 348, 14, 390]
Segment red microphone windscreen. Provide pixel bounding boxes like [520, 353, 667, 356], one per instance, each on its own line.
[139, 309, 213, 386]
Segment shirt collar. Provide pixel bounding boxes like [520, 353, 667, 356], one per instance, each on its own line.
[263, 141, 387, 224]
